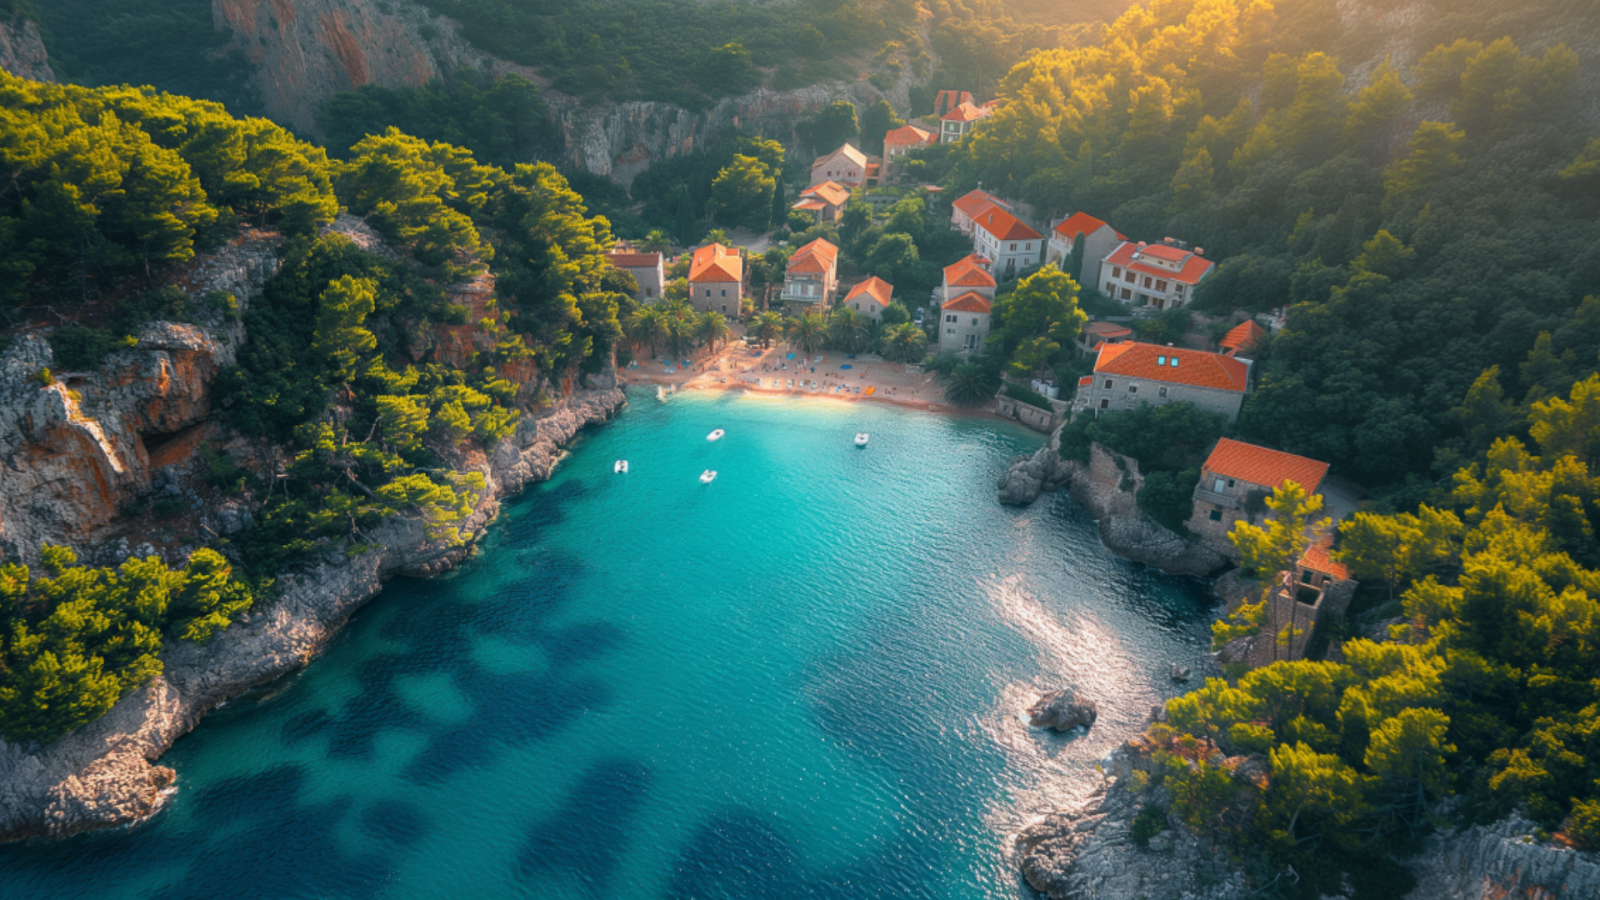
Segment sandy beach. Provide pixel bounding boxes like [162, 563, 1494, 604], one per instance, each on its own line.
[617, 329, 987, 415]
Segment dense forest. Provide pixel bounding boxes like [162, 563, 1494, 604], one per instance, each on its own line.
[0, 72, 631, 743]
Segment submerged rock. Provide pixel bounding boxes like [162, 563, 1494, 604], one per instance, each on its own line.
[1170, 663, 1192, 681]
[1029, 690, 1099, 732]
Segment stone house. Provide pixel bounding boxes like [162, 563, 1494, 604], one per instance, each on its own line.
[951, 189, 1008, 235]
[883, 124, 935, 180]
[939, 101, 991, 143]
[687, 243, 743, 316]
[792, 181, 851, 223]
[1074, 342, 1250, 422]
[778, 238, 839, 313]
[1048, 212, 1125, 290]
[1075, 321, 1132, 358]
[843, 276, 893, 320]
[1184, 438, 1330, 554]
[810, 143, 872, 188]
[606, 251, 664, 300]
[940, 291, 991, 353]
[1098, 239, 1215, 310]
[969, 202, 1043, 282]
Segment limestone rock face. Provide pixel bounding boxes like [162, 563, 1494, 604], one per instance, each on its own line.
[0, 15, 54, 83]
[998, 441, 1077, 506]
[1404, 816, 1600, 900]
[1028, 690, 1099, 733]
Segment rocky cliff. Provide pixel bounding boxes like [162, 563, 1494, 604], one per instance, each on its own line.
[0, 14, 54, 83]
[209, 0, 918, 181]
[1000, 433, 1227, 578]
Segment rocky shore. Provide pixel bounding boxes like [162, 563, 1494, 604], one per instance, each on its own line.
[998, 431, 1226, 577]
[0, 383, 624, 841]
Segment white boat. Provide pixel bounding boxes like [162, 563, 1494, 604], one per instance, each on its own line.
[614, 460, 628, 473]
[699, 469, 717, 484]
[854, 433, 869, 447]
[656, 386, 666, 401]
[707, 429, 725, 442]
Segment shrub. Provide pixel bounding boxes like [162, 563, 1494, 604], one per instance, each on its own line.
[152, 496, 188, 519]
[1137, 467, 1199, 533]
[1131, 804, 1169, 847]
[49, 324, 122, 370]
[1004, 381, 1053, 410]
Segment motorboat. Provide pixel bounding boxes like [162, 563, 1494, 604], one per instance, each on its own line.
[699, 469, 717, 484]
[707, 429, 725, 442]
[854, 433, 869, 447]
[614, 460, 629, 473]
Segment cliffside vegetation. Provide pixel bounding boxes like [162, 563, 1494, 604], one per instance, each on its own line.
[0, 547, 256, 744]
[0, 74, 629, 743]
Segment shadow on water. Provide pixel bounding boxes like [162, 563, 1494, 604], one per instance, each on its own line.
[516, 757, 653, 891]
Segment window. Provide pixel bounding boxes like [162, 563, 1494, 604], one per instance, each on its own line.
[721, 289, 727, 297]
[704, 289, 711, 297]
[1214, 478, 1225, 492]
[1143, 277, 1152, 289]
[1157, 356, 1166, 365]
[1169, 357, 1178, 367]
[1208, 509, 1222, 522]
[946, 328, 955, 335]
[1156, 280, 1168, 292]
[1121, 288, 1131, 300]
[1112, 267, 1121, 278]
[721, 305, 727, 312]
[1125, 270, 1136, 283]
[1176, 284, 1186, 294]
[1099, 399, 1109, 409]
[1158, 386, 1168, 398]
[1227, 479, 1236, 488]
[1010, 243, 1017, 251]
[971, 317, 979, 325]
[946, 314, 956, 323]
[1026, 243, 1032, 250]
[1128, 385, 1137, 393]
[1106, 282, 1115, 292]
[1103, 379, 1113, 389]
[645, 287, 654, 297]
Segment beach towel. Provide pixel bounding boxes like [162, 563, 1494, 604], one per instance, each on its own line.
[865, 387, 875, 396]
[786, 353, 795, 360]
[839, 364, 853, 370]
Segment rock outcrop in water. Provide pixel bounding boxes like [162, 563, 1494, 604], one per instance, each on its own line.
[999, 430, 1227, 578]
[1027, 690, 1098, 733]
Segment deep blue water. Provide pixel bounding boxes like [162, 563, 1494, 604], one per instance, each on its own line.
[1, 388, 1217, 899]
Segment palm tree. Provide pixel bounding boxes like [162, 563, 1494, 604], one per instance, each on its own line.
[880, 322, 928, 363]
[695, 311, 731, 350]
[663, 310, 696, 359]
[827, 308, 871, 353]
[625, 307, 668, 358]
[701, 228, 730, 246]
[944, 362, 1001, 406]
[640, 229, 673, 255]
[751, 311, 785, 348]
[786, 311, 828, 355]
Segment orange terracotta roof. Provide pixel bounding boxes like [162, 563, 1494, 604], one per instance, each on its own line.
[1082, 321, 1132, 338]
[607, 252, 661, 269]
[689, 243, 742, 283]
[845, 276, 894, 307]
[953, 189, 1008, 219]
[1299, 535, 1350, 581]
[1078, 375, 1093, 387]
[1104, 241, 1214, 285]
[942, 101, 991, 123]
[943, 290, 992, 313]
[1094, 342, 1249, 393]
[1202, 438, 1329, 495]
[800, 181, 851, 206]
[884, 125, 934, 148]
[1053, 212, 1125, 241]
[944, 255, 996, 288]
[787, 238, 839, 275]
[971, 203, 1042, 242]
[792, 199, 826, 211]
[1219, 320, 1266, 352]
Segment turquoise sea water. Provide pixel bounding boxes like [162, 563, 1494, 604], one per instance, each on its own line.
[2, 388, 1218, 899]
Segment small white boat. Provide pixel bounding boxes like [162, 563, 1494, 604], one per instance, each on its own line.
[699, 469, 717, 484]
[656, 386, 666, 401]
[614, 460, 628, 473]
[707, 429, 725, 442]
[854, 433, 869, 447]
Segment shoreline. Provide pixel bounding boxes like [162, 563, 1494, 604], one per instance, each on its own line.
[620, 374, 1011, 421]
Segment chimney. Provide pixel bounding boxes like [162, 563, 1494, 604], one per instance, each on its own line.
[1194, 247, 1204, 256]
[1137, 241, 1148, 249]
[1163, 237, 1175, 245]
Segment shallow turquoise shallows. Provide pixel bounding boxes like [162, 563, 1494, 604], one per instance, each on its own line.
[1, 388, 1218, 899]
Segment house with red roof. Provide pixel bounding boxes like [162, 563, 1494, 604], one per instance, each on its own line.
[810, 143, 873, 189]
[843, 276, 894, 320]
[688, 243, 744, 316]
[932, 90, 974, 117]
[938, 255, 998, 353]
[951, 189, 1009, 235]
[1048, 212, 1125, 290]
[883, 125, 935, 180]
[1184, 436, 1328, 546]
[1075, 320, 1132, 358]
[969, 202, 1043, 282]
[1075, 341, 1250, 421]
[1098, 239, 1215, 310]
[939, 101, 991, 143]
[606, 250, 664, 300]
[1218, 319, 1266, 357]
[778, 238, 839, 313]
[793, 181, 851, 223]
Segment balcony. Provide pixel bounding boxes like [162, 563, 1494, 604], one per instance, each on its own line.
[1192, 487, 1238, 509]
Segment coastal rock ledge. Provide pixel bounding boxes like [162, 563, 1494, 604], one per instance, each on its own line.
[1027, 690, 1098, 733]
[0, 385, 625, 842]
